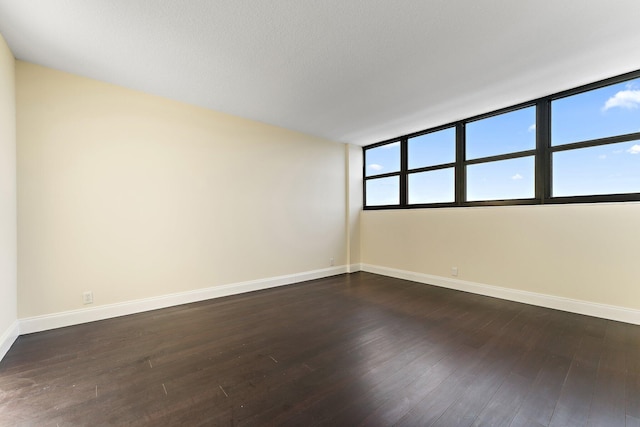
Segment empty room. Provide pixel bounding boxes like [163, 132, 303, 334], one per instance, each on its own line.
[1, 1, 640, 426]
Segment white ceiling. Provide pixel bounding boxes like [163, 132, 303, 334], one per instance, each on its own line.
[1, 1, 640, 146]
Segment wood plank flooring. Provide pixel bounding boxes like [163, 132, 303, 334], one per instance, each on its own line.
[1, 272, 639, 426]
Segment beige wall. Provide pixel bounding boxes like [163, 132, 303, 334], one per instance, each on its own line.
[0, 34, 17, 336]
[362, 203, 640, 310]
[17, 62, 346, 318]
[12, 58, 640, 324]
[346, 144, 362, 267]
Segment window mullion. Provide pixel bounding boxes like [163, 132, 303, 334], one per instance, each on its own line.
[536, 100, 551, 202]
[455, 122, 465, 205]
[400, 138, 408, 206]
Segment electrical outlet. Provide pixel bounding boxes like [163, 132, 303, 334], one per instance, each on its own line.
[330, 257, 335, 266]
[83, 291, 93, 305]
[451, 267, 459, 277]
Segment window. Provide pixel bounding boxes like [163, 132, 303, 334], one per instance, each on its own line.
[466, 106, 536, 160]
[465, 107, 536, 202]
[366, 176, 400, 206]
[552, 140, 640, 197]
[363, 69, 640, 209]
[467, 156, 535, 201]
[551, 77, 640, 146]
[365, 142, 400, 177]
[407, 128, 456, 205]
[408, 127, 455, 168]
[550, 77, 640, 198]
[409, 168, 455, 204]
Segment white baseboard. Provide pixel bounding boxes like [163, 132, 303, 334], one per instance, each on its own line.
[361, 264, 640, 325]
[0, 320, 19, 362]
[347, 263, 361, 273]
[19, 266, 348, 335]
[13, 262, 637, 357]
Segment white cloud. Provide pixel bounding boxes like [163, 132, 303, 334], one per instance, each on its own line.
[602, 89, 640, 111]
[383, 142, 400, 149]
[528, 123, 536, 132]
[613, 149, 624, 154]
[511, 173, 523, 180]
[627, 144, 640, 154]
[368, 163, 384, 171]
[598, 154, 607, 159]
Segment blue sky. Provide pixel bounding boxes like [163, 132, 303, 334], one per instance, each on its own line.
[366, 77, 640, 205]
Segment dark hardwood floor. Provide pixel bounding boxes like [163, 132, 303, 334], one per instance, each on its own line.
[1, 272, 639, 426]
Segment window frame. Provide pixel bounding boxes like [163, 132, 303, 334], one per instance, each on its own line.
[463, 103, 538, 204]
[363, 69, 640, 210]
[406, 125, 457, 206]
[363, 138, 404, 208]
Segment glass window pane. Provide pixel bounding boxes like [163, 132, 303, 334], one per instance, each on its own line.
[408, 168, 455, 204]
[365, 142, 400, 177]
[408, 128, 455, 169]
[467, 156, 535, 201]
[552, 77, 640, 146]
[466, 107, 536, 160]
[365, 176, 399, 206]
[552, 140, 640, 197]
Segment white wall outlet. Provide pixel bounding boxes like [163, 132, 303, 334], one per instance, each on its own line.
[451, 267, 459, 277]
[83, 291, 93, 305]
[330, 257, 334, 266]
